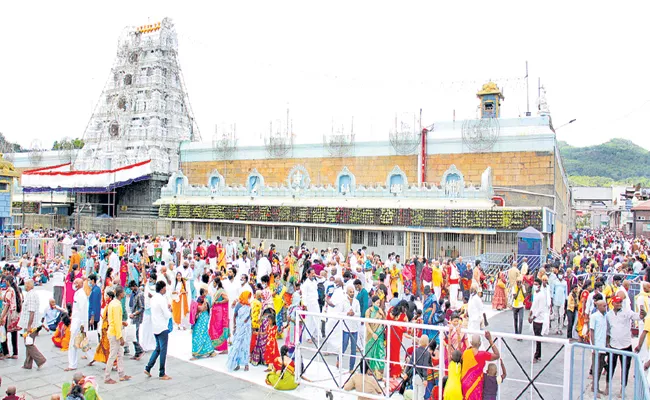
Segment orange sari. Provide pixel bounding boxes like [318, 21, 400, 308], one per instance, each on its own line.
[172, 282, 189, 325]
[52, 322, 71, 351]
[576, 289, 590, 341]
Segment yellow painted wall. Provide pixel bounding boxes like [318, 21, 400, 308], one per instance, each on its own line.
[183, 151, 555, 188]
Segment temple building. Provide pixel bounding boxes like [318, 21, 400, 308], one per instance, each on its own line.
[9, 19, 571, 260]
[154, 82, 569, 259]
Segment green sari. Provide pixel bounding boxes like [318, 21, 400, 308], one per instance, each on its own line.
[365, 306, 386, 378]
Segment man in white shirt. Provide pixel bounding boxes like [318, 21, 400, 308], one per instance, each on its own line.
[107, 248, 120, 277]
[529, 279, 547, 363]
[467, 286, 483, 332]
[338, 286, 360, 372]
[302, 267, 321, 344]
[66, 278, 89, 371]
[236, 252, 251, 277]
[145, 280, 172, 380]
[256, 255, 271, 284]
[324, 278, 345, 353]
[22, 279, 46, 369]
[607, 295, 645, 389]
[222, 267, 240, 338]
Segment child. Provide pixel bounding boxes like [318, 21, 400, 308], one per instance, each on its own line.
[3, 386, 24, 400]
[483, 359, 507, 400]
[443, 350, 462, 400]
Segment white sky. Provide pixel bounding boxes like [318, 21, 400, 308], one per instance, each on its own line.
[1, 1, 649, 150]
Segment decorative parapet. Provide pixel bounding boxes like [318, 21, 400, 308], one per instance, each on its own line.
[160, 165, 494, 200]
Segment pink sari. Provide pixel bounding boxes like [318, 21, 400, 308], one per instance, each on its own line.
[208, 288, 229, 351]
[461, 349, 492, 400]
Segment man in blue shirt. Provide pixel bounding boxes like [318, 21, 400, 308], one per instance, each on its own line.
[589, 300, 609, 396]
[354, 279, 369, 318]
[88, 274, 102, 333]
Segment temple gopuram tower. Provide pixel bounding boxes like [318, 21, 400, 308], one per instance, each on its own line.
[75, 18, 197, 173]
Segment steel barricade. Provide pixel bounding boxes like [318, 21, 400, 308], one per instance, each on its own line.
[295, 310, 572, 400]
[0, 237, 59, 261]
[569, 343, 650, 400]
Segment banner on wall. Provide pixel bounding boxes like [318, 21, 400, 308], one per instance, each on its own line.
[21, 160, 152, 193]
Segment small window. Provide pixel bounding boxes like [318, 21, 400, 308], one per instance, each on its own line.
[352, 230, 364, 245]
[396, 232, 405, 246]
[484, 102, 494, 111]
[367, 232, 378, 247]
[381, 231, 395, 246]
[0, 182, 9, 191]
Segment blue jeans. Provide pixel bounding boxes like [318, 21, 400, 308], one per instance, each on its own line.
[146, 330, 169, 377]
[341, 331, 358, 371]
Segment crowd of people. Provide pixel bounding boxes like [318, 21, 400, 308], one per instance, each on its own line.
[0, 227, 648, 399]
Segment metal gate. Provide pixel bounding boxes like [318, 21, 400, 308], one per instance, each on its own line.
[295, 310, 573, 400]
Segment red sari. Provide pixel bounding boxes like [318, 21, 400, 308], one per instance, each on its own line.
[387, 309, 408, 377]
[263, 325, 280, 366]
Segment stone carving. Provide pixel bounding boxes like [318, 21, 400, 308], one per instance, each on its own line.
[207, 169, 225, 194]
[441, 165, 465, 198]
[386, 166, 407, 195]
[287, 165, 311, 190]
[247, 169, 265, 196]
[336, 166, 356, 195]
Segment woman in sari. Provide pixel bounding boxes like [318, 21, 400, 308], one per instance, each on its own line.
[422, 287, 440, 343]
[284, 285, 302, 349]
[461, 331, 500, 400]
[102, 268, 114, 308]
[119, 259, 128, 287]
[444, 312, 468, 366]
[171, 272, 189, 330]
[88, 291, 114, 366]
[190, 289, 217, 360]
[226, 292, 253, 372]
[208, 278, 229, 353]
[64, 265, 82, 307]
[365, 295, 386, 380]
[266, 345, 299, 391]
[387, 301, 408, 378]
[263, 313, 281, 370]
[273, 278, 286, 338]
[52, 312, 71, 351]
[491, 272, 507, 310]
[251, 309, 275, 366]
[389, 264, 402, 297]
[576, 283, 591, 342]
[402, 261, 415, 295]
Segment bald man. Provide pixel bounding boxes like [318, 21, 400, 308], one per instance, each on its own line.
[66, 278, 89, 371]
[22, 279, 46, 369]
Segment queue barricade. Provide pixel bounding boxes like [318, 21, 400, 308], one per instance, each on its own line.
[0, 237, 60, 261]
[294, 310, 579, 400]
[569, 343, 650, 400]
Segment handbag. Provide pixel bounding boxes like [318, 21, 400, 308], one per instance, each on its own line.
[168, 318, 173, 333]
[124, 323, 136, 343]
[74, 326, 91, 352]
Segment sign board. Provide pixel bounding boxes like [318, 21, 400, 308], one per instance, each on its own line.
[158, 204, 544, 231]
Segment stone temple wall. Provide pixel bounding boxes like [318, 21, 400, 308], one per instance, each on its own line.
[182, 150, 555, 198]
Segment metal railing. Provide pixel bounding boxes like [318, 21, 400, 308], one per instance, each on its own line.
[477, 253, 544, 275]
[569, 343, 650, 400]
[295, 310, 572, 400]
[0, 237, 61, 261]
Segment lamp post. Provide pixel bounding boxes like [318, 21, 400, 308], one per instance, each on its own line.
[555, 119, 576, 131]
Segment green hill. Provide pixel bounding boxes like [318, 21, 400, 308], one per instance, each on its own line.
[558, 139, 650, 187]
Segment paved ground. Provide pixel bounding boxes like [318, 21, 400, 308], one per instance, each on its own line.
[4, 283, 643, 400]
[1, 339, 298, 400]
[1, 283, 297, 400]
